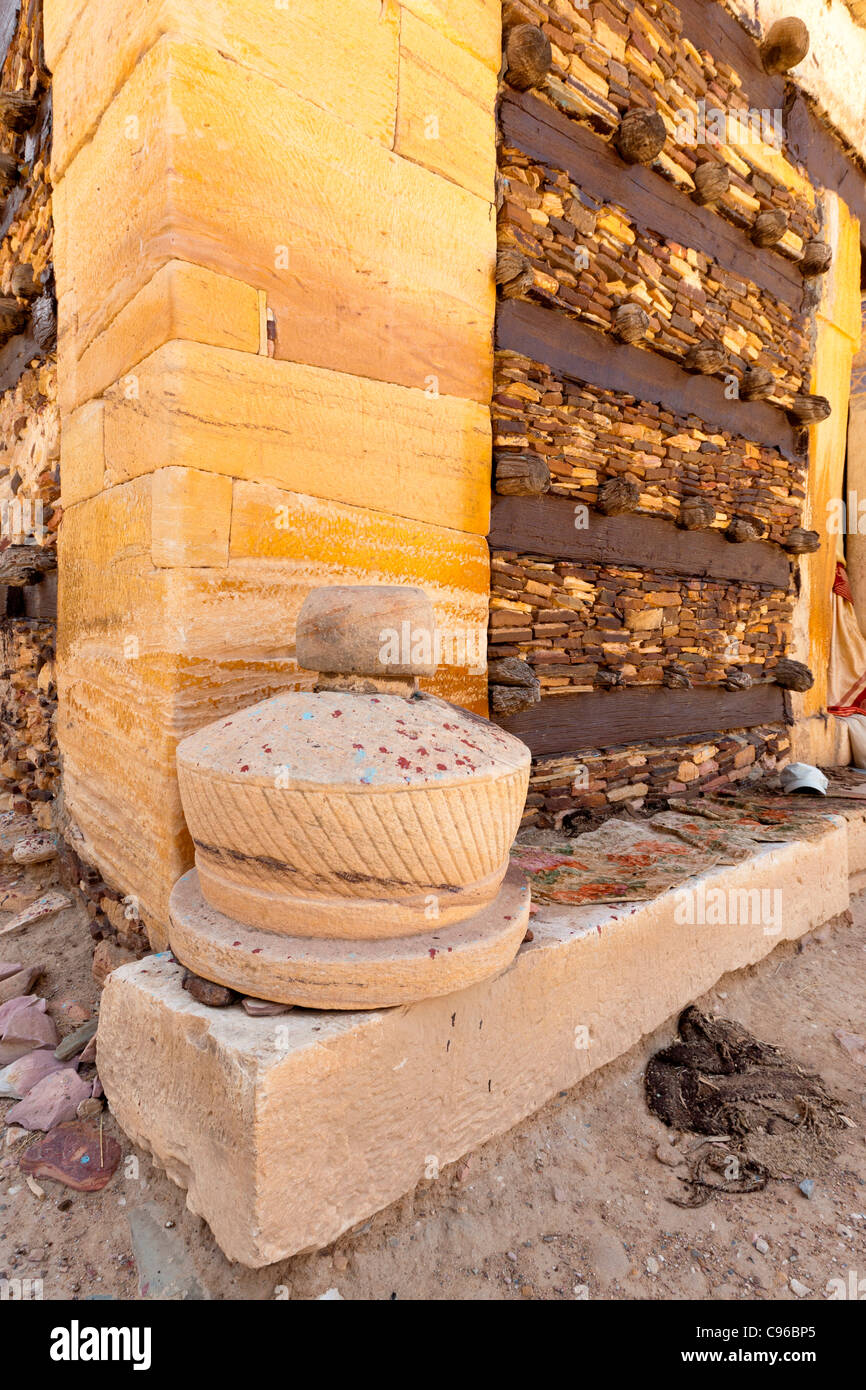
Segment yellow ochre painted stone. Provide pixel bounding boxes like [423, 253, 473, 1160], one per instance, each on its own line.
[46, 0, 401, 178]
[396, 10, 498, 201]
[63, 340, 492, 534]
[53, 37, 495, 403]
[151, 468, 233, 570]
[59, 261, 261, 417]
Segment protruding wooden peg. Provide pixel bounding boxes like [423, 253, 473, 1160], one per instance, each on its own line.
[615, 108, 666, 165]
[760, 18, 809, 74]
[504, 24, 553, 91]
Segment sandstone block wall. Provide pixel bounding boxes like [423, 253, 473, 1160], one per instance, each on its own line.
[46, 0, 501, 941]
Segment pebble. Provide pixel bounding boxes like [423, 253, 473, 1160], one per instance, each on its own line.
[506, 1251, 517, 1262]
[754, 1237, 770, 1255]
[799, 1179, 815, 1199]
[54, 1019, 98, 1062]
[181, 971, 238, 1008]
[790, 1277, 812, 1298]
[241, 998, 292, 1017]
[646, 1256, 660, 1275]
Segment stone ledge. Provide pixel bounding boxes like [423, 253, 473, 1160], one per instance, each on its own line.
[98, 818, 851, 1267]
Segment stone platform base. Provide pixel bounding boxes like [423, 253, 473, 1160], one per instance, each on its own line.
[98, 814, 859, 1267]
[169, 866, 530, 1009]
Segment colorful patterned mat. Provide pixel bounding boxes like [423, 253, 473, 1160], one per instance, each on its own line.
[511, 796, 839, 907]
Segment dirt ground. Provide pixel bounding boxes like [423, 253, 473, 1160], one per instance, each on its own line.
[2, 881, 866, 1302]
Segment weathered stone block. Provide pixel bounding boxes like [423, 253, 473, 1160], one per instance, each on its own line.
[53, 37, 494, 402]
[63, 341, 492, 534]
[98, 824, 849, 1266]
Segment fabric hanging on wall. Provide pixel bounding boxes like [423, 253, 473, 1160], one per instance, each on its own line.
[828, 562, 866, 711]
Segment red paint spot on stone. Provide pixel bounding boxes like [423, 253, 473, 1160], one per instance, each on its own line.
[436, 763, 447, 771]
[428, 948, 437, 958]
[240, 765, 250, 772]
[332, 710, 343, 718]
[252, 948, 263, 954]
[397, 757, 411, 769]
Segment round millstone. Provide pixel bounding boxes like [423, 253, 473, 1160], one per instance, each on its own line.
[168, 866, 532, 1011]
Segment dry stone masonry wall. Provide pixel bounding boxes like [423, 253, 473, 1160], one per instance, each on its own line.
[0, 0, 58, 821]
[491, 0, 836, 824]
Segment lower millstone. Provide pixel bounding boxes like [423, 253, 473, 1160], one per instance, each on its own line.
[168, 865, 531, 1010]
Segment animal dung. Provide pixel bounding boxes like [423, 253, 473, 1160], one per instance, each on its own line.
[678, 497, 716, 531]
[489, 683, 541, 717]
[595, 667, 625, 690]
[683, 340, 727, 375]
[612, 302, 649, 344]
[783, 528, 820, 555]
[691, 161, 731, 206]
[9, 263, 38, 299]
[724, 668, 753, 691]
[800, 240, 832, 277]
[663, 663, 692, 689]
[0, 295, 27, 341]
[725, 517, 762, 544]
[31, 292, 56, 351]
[739, 366, 776, 402]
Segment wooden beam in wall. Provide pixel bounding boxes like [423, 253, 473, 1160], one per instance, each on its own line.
[675, 0, 786, 114]
[0, 328, 43, 397]
[496, 684, 790, 757]
[786, 95, 866, 236]
[499, 91, 805, 310]
[0, 545, 56, 585]
[497, 298, 802, 461]
[489, 494, 791, 589]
